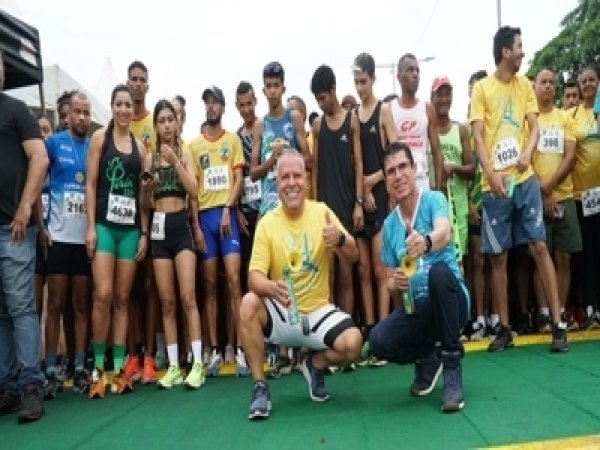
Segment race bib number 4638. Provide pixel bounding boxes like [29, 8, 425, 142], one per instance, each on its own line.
[493, 137, 520, 170]
[106, 194, 136, 225]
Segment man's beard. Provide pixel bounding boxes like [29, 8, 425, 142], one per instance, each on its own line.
[206, 115, 221, 126]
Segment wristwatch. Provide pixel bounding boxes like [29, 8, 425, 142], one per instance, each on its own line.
[355, 196, 364, 206]
[141, 230, 149, 237]
[337, 232, 346, 248]
[424, 234, 432, 253]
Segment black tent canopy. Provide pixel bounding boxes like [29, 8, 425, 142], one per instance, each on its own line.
[0, 8, 42, 90]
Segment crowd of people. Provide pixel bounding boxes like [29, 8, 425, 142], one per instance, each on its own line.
[1, 24, 599, 424]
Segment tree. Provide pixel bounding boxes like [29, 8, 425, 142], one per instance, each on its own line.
[527, 0, 600, 103]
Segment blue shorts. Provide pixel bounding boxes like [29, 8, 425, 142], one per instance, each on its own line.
[480, 176, 545, 255]
[199, 206, 241, 262]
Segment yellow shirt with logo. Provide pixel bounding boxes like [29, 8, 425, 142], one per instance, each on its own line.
[532, 108, 576, 202]
[189, 131, 244, 210]
[129, 112, 155, 152]
[571, 106, 600, 200]
[470, 75, 538, 191]
[249, 200, 347, 313]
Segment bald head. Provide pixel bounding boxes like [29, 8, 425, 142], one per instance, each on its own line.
[276, 149, 305, 176]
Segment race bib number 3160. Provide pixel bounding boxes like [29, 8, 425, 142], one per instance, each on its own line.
[493, 137, 520, 171]
[106, 194, 136, 225]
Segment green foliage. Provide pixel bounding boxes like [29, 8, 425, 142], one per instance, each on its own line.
[527, 0, 600, 103]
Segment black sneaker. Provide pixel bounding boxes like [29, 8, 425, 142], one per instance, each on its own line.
[73, 369, 90, 394]
[268, 355, 292, 379]
[488, 325, 514, 352]
[0, 390, 20, 415]
[43, 371, 62, 400]
[516, 313, 532, 335]
[550, 324, 569, 353]
[537, 313, 552, 333]
[248, 382, 271, 420]
[410, 351, 442, 396]
[300, 353, 330, 402]
[17, 384, 44, 423]
[440, 350, 464, 413]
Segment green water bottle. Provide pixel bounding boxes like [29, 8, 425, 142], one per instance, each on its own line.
[284, 273, 300, 325]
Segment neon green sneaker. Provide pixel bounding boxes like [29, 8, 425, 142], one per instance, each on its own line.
[157, 365, 183, 389]
[184, 362, 206, 390]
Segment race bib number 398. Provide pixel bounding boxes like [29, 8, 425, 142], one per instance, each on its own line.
[582, 186, 600, 217]
[106, 194, 136, 225]
[538, 128, 564, 155]
[493, 137, 520, 171]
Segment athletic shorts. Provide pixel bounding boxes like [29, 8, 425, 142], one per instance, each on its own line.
[46, 241, 91, 276]
[544, 199, 582, 254]
[35, 233, 46, 276]
[263, 300, 355, 350]
[481, 176, 545, 255]
[199, 206, 240, 262]
[151, 210, 195, 259]
[95, 223, 140, 261]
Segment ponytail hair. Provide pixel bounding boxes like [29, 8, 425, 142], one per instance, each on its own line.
[102, 84, 133, 155]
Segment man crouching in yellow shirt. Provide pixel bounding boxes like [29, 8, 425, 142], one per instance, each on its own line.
[240, 149, 362, 420]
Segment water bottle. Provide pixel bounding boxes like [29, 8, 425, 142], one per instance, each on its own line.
[411, 258, 431, 304]
[284, 273, 300, 325]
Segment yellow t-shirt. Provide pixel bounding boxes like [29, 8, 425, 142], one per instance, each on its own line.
[470, 74, 538, 191]
[249, 200, 347, 313]
[571, 106, 600, 200]
[129, 112, 155, 152]
[189, 131, 244, 210]
[531, 108, 576, 202]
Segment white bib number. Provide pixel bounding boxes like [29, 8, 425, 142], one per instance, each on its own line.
[493, 137, 520, 170]
[242, 176, 261, 204]
[41, 193, 49, 222]
[538, 128, 564, 155]
[63, 191, 86, 220]
[203, 166, 229, 191]
[151, 212, 165, 240]
[106, 194, 136, 225]
[582, 186, 600, 217]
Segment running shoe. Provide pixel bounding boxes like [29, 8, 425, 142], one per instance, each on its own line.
[158, 365, 183, 389]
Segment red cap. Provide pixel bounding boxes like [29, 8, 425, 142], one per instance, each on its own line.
[431, 76, 452, 94]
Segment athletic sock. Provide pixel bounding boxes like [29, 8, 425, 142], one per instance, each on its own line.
[46, 352, 57, 373]
[191, 341, 203, 364]
[93, 342, 105, 370]
[74, 351, 85, 372]
[476, 315, 486, 326]
[167, 344, 179, 367]
[113, 344, 126, 373]
[156, 333, 166, 358]
[490, 314, 500, 328]
[540, 307, 550, 317]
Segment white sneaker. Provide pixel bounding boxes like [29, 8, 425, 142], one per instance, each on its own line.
[470, 321, 487, 341]
[235, 349, 250, 377]
[202, 348, 210, 366]
[207, 350, 223, 377]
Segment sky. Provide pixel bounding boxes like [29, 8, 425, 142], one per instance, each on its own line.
[4, 0, 579, 140]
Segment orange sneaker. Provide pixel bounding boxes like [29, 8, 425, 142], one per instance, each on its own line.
[111, 371, 133, 395]
[142, 356, 156, 384]
[89, 369, 107, 399]
[124, 356, 141, 383]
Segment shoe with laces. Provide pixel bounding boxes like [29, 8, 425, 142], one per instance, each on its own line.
[73, 369, 90, 394]
[470, 321, 487, 341]
[488, 325, 514, 352]
[410, 350, 442, 397]
[184, 362, 206, 389]
[0, 389, 20, 415]
[550, 323, 569, 353]
[158, 365, 183, 389]
[301, 353, 330, 402]
[440, 350, 464, 413]
[235, 349, 250, 377]
[124, 355, 141, 383]
[89, 368, 107, 399]
[111, 370, 133, 395]
[142, 356, 156, 384]
[248, 382, 271, 420]
[207, 349, 223, 377]
[17, 384, 44, 423]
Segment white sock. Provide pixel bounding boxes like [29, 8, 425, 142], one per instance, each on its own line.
[477, 315, 486, 326]
[540, 307, 550, 317]
[490, 314, 500, 327]
[156, 333, 166, 357]
[191, 340, 203, 364]
[167, 344, 178, 367]
[560, 307, 565, 314]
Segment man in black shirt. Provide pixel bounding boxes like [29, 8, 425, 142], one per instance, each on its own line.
[0, 50, 49, 423]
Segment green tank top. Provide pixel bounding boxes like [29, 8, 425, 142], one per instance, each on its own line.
[440, 123, 468, 214]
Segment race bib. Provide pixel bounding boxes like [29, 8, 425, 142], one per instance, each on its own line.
[538, 128, 564, 155]
[41, 193, 49, 221]
[265, 152, 276, 180]
[151, 212, 165, 240]
[242, 176, 261, 204]
[582, 186, 600, 217]
[106, 194, 136, 225]
[493, 137, 520, 170]
[203, 166, 229, 192]
[63, 191, 86, 220]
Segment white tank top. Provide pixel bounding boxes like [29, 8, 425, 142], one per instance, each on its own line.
[391, 98, 430, 189]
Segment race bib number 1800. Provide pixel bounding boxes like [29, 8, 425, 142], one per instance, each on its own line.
[106, 194, 136, 225]
[203, 166, 229, 192]
[582, 186, 600, 217]
[493, 137, 520, 171]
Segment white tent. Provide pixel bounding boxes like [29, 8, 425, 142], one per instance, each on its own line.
[8, 64, 111, 126]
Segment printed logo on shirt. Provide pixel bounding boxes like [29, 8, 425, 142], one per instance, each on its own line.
[220, 143, 229, 161]
[340, 134, 348, 142]
[369, 125, 377, 134]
